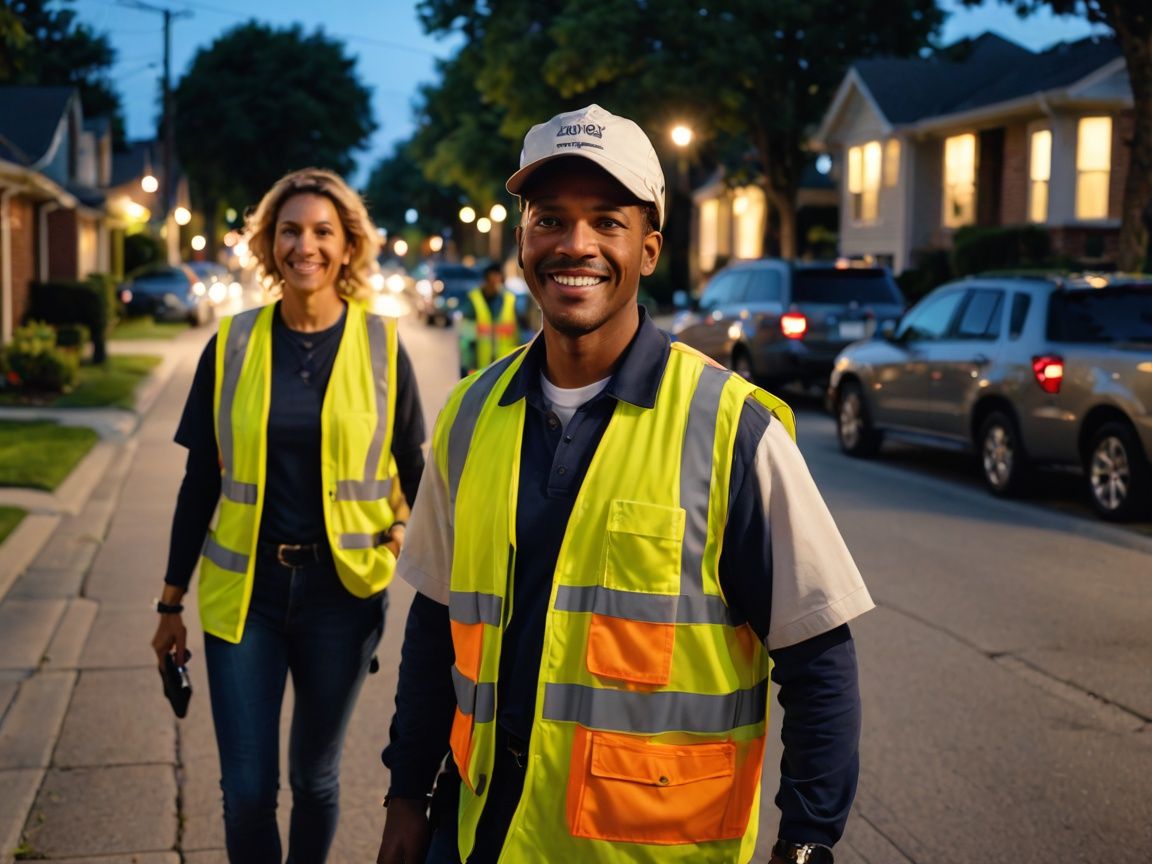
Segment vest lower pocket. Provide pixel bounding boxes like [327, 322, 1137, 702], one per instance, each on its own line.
[586, 615, 674, 686]
[565, 726, 760, 845]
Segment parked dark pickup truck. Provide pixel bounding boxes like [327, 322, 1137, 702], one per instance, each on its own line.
[828, 274, 1152, 521]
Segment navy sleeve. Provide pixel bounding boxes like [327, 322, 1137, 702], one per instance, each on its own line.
[392, 338, 426, 503]
[770, 625, 862, 847]
[719, 398, 862, 847]
[382, 591, 457, 798]
[165, 338, 221, 588]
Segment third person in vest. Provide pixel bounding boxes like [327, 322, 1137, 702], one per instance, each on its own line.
[376, 105, 872, 864]
[151, 167, 425, 863]
[456, 263, 531, 378]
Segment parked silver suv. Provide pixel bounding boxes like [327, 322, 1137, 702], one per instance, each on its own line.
[828, 274, 1152, 520]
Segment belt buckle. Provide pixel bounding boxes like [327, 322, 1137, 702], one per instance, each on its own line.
[276, 543, 305, 567]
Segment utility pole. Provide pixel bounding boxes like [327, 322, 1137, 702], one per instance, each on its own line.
[120, 1, 191, 263]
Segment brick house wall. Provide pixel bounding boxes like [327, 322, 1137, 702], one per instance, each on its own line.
[46, 207, 77, 281]
[1000, 122, 1029, 226]
[1108, 109, 1133, 221]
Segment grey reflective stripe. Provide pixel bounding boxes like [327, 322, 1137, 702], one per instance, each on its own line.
[334, 478, 392, 502]
[358, 313, 392, 492]
[680, 364, 729, 599]
[217, 310, 261, 495]
[447, 349, 524, 513]
[449, 590, 503, 627]
[542, 680, 768, 735]
[553, 585, 738, 626]
[202, 535, 249, 574]
[452, 666, 496, 723]
[338, 530, 389, 550]
[221, 478, 258, 504]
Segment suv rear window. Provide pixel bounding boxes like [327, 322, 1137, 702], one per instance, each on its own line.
[792, 269, 901, 304]
[1048, 287, 1152, 343]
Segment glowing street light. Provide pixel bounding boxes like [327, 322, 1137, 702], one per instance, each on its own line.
[174, 206, 192, 226]
[476, 217, 492, 234]
[489, 204, 507, 223]
[429, 236, 444, 253]
[190, 234, 206, 251]
[393, 238, 409, 256]
[459, 206, 476, 224]
[671, 125, 694, 148]
[141, 174, 159, 194]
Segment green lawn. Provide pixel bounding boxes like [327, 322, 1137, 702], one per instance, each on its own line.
[111, 317, 189, 340]
[0, 354, 161, 410]
[56, 354, 162, 409]
[0, 505, 25, 543]
[0, 420, 99, 490]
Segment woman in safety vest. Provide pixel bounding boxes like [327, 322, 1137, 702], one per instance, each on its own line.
[151, 168, 426, 862]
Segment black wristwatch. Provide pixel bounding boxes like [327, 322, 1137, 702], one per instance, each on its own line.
[772, 840, 834, 864]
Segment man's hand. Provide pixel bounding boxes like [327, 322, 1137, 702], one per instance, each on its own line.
[376, 797, 431, 864]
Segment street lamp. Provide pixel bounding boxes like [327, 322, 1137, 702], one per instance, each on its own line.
[669, 123, 695, 298]
[671, 125, 694, 149]
[459, 206, 476, 224]
[489, 204, 507, 261]
[173, 207, 191, 226]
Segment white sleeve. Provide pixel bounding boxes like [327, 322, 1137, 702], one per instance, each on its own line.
[394, 454, 453, 604]
[758, 420, 875, 650]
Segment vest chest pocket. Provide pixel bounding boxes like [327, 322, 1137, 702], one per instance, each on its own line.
[588, 500, 685, 687]
[565, 727, 757, 845]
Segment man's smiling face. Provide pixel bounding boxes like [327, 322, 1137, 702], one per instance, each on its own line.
[517, 159, 662, 340]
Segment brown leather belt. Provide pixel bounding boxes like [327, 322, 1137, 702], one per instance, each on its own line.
[258, 541, 327, 568]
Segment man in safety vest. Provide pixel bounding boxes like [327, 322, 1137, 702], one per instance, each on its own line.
[377, 104, 873, 864]
[456, 263, 530, 377]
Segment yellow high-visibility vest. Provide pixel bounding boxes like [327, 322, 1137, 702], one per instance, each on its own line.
[200, 301, 403, 643]
[468, 288, 519, 368]
[435, 339, 795, 862]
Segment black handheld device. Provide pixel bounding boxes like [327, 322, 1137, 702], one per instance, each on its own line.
[160, 649, 192, 718]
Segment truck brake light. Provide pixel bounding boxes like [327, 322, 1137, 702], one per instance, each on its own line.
[781, 313, 808, 339]
[1032, 354, 1064, 394]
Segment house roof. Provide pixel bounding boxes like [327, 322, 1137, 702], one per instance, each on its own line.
[853, 33, 1122, 126]
[0, 86, 78, 166]
[111, 140, 157, 187]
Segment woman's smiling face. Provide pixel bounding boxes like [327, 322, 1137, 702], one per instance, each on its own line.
[272, 193, 350, 298]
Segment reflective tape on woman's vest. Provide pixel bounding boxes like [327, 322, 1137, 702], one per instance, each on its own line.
[432, 340, 795, 862]
[199, 301, 403, 643]
[467, 288, 519, 368]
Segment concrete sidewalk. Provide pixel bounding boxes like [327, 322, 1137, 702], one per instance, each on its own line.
[0, 324, 411, 863]
[0, 329, 209, 863]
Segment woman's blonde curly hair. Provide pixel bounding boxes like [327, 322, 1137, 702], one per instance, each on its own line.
[245, 167, 381, 301]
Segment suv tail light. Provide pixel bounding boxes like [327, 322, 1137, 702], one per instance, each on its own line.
[781, 313, 808, 340]
[1032, 354, 1064, 394]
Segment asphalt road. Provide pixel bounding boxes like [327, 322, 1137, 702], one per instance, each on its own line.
[332, 314, 1152, 863]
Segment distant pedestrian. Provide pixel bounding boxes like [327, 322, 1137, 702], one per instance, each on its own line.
[151, 167, 425, 863]
[456, 263, 532, 377]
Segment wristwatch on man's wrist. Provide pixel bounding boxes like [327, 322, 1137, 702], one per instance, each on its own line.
[772, 840, 834, 863]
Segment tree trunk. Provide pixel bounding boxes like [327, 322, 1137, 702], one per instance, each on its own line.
[763, 183, 798, 260]
[1107, 2, 1152, 271]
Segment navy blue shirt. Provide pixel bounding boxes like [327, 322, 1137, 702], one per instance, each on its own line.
[164, 301, 426, 586]
[385, 309, 861, 849]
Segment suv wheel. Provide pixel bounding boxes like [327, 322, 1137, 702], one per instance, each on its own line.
[836, 381, 881, 457]
[1085, 422, 1150, 521]
[979, 411, 1028, 496]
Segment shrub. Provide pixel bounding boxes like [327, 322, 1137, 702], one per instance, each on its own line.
[951, 225, 1052, 277]
[124, 231, 166, 274]
[25, 275, 116, 363]
[55, 323, 91, 350]
[897, 248, 953, 305]
[2, 321, 79, 393]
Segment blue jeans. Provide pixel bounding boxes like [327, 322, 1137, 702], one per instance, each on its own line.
[204, 549, 387, 863]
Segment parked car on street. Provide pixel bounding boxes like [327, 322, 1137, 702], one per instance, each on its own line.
[670, 259, 905, 388]
[827, 274, 1152, 520]
[119, 264, 214, 326]
[186, 260, 240, 309]
[413, 262, 481, 326]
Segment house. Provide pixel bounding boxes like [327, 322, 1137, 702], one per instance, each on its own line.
[813, 33, 1132, 274]
[0, 86, 113, 343]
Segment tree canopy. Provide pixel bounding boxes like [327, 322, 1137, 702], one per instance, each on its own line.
[964, 0, 1150, 269]
[0, 0, 125, 146]
[407, 0, 944, 259]
[172, 22, 376, 218]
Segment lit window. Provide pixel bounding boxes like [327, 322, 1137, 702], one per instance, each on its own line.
[884, 139, 900, 187]
[1076, 116, 1111, 220]
[699, 198, 719, 273]
[1029, 129, 1051, 223]
[847, 140, 881, 223]
[733, 186, 765, 259]
[943, 133, 976, 228]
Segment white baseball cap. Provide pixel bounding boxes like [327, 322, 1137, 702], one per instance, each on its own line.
[505, 104, 666, 229]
